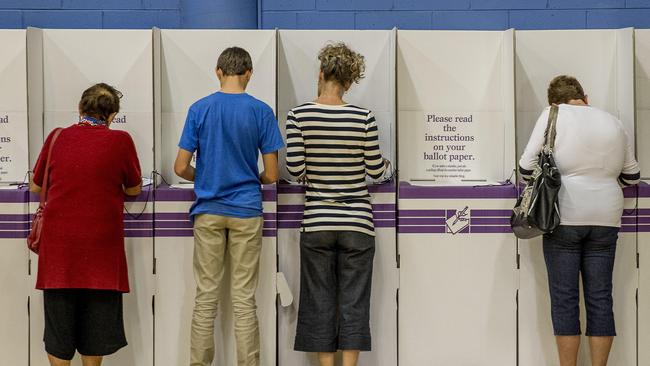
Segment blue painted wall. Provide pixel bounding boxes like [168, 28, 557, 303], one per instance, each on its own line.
[1, 0, 650, 29]
[262, 0, 650, 30]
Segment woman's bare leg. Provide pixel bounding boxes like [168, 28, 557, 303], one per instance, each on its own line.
[589, 336, 613, 366]
[342, 350, 360, 366]
[318, 352, 335, 366]
[556, 336, 580, 366]
[47, 354, 71, 366]
[81, 355, 103, 366]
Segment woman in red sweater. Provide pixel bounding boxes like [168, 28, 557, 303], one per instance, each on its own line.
[30, 83, 142, 366]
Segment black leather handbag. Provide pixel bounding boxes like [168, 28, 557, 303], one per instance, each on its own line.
[511, 105, 562, 239]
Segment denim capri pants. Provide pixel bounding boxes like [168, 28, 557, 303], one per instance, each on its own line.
[543, 225, 619, 337]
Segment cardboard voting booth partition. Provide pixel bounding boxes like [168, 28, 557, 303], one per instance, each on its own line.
[25, 29, 155, 366]
[156, 29, 278, 366]
[154, 186, 278, 366]
[637, 29, 650, 366]
[157, 29, 277, 183]
[276, 30, 397, 366]
[0, 30, 29, 184]
[516, 29, 636, 366]
[397, 30, 517, 366]
[0, 188, 29, 366]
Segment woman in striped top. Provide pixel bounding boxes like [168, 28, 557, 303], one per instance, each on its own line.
[287, 43, 388, 366]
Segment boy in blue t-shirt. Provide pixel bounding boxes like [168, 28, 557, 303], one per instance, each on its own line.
[174, 46, 284, 366]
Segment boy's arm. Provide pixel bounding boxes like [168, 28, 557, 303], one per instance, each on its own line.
[260, 151, 279, 184]
[174, 148, 195, 182]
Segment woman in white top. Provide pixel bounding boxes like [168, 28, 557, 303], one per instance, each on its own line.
[519, 75, 640, 366]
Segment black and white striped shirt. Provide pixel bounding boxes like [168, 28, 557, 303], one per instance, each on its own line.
[286, 103, 386, 236]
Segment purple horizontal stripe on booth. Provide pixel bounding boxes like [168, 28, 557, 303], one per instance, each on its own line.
[278, 221, 302, 229]
[278, 212, 303, 221]
[278, 204, 306, 212]
[373, 211, 395, 220]
[639, 209, 650, 215]
[154, 212, 188, 220]
[639, 182, 650, 197]
[263, 230, 276, 237]
[373, 204, 396, 211]
[471, 226, 512, 234]
[155, 184, 277, 202]
[623, 185, 638, 198]
[125, 229, 154, 238]
[0, 189, 28, 203]
[155, 229, 194, 237]
[0, 214, 31, 221]
[264, 221, 276, 229]
[639, 225, 650, 232]
[0, 230, 29, 239]
[399, 217, 446, 225]
[375, 220, 396, 228]
[124, 221, 154, 229]
[471, 217, 510, 225]
[154, 221, 192, 229]
[471, 209, 512, 217]
[398, 209, 446, 217]
[620, 226, 637, 233]
[0, 222, 31, 230]
[399, 181, 518, 199]
[398, 225, 446, 234]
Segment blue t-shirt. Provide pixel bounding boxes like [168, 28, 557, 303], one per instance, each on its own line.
[178, 92, 284, 218]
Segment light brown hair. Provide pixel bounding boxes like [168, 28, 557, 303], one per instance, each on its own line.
[318, 42, 365, 87]
[547, 75, 586, 105]
[78, 83, 122, 121]
[217, 47, 253, 76]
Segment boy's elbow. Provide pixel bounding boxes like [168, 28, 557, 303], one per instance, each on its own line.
[125, 185, 142, 196]
[174, 162, 185, 178]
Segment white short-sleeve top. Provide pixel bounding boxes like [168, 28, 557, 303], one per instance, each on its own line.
[519, 104, 640, 228]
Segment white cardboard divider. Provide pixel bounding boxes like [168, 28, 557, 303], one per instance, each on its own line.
[396, 30, 517, 366]
[636, 30, 650, 177]
[0, 30, 29, 184]
[158, 29, 276, 184]
[516, 29, 637, 366]
[277, 30, 397, 180]
[0, 190, 29, 366]
[515, 29, 635, 157]
[398, 30, 516, 184]
[636, 29, 650, 366]
[39, 29, 154, 174]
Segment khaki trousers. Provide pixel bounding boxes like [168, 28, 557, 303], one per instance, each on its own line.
[190, 214, 263, 366]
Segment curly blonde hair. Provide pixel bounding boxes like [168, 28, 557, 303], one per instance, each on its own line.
[318, 42, 365, 87]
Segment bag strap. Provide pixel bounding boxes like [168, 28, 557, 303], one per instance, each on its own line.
[543, 105, 559, 152]
[40, 128, 63, 206]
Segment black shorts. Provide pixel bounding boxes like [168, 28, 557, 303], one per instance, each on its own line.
[43, 289, 127, 360]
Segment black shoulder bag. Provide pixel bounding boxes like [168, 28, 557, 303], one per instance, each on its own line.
[511, 105, 562, 239]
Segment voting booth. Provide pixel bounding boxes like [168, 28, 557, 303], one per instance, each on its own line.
[155, 29, 277, 366]
[26, 29, 155, 366]
[515, 29, 636, 366]
[276, 30, 398, 366]
[397, 30, 517, 366]
[0, 31, 29, 364]
[637, 29, 650, 366]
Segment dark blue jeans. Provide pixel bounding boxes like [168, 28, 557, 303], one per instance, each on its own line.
[294, 230, 375, 353]
[543, 225, 619, 337]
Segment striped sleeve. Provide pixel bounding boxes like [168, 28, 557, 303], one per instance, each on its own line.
[285, 110, 306, 178]
[618, 129, 640, 187]
[364, 111, 386, 179]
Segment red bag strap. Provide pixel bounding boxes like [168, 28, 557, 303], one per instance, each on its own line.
[40, 128, 63, 205]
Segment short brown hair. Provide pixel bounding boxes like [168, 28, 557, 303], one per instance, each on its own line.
[318, 42, 365, 87]
[78, 83, 122, 121]
[217, 47, 253, 76]
[547, 75, 586, 105]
